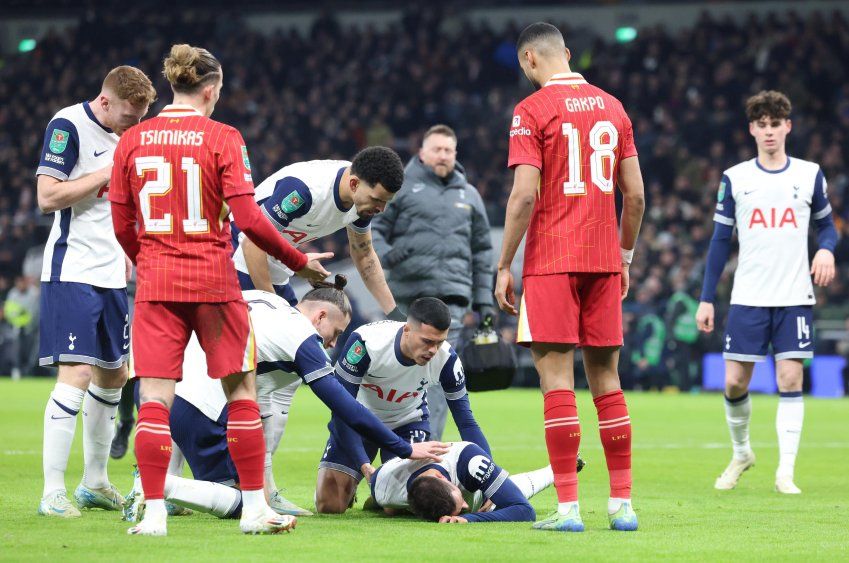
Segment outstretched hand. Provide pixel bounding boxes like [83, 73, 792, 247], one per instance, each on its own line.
[295, 252, 334, 282]
[408, 441, 450, 462]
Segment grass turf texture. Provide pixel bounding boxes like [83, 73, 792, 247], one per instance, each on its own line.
[0, 379, 846, 561]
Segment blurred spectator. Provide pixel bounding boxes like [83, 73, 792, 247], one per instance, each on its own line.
[3, 276, 39, 378]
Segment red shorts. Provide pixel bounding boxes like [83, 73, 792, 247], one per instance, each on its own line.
[517, 273, 622, 347]
[131, 300, 256, 380]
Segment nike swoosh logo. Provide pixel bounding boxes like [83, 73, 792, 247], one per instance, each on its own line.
[123, 342, 130, 350]
[412, 187, 425, 193]
[94, 149, 108, 157]
[51, 415, 72, 420]
[260, 414, 272, 420]
[110, 416, 117, 420]
[799, 342, 812, 348]
[744, 191, 756, 195]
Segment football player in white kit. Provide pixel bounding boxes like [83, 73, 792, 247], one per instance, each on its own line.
[123, 281, 448, 523]
[231, 147, 407, 512]
[369, 441, 553, 523]
[314, 298, 492, 514]
[696, 91, 837, 494]
[35, 67, 156, 517]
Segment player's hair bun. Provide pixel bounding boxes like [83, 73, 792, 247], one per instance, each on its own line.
[164, 44, 201, 87]
[311, 274, 347, 291]
[163, 43, 221, 93]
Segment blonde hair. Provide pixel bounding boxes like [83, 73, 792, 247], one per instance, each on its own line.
[102, 66, 156, 107]
[163, 44, 221, 93]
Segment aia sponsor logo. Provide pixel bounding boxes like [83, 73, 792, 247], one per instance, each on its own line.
[360, 383, 419, 403]
[749, 208, 798, 228]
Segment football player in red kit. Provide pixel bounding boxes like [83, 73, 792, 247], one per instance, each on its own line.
[495, 23, 645, 532]
[110, 44, 331, 536]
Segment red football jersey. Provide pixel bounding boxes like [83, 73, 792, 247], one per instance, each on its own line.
[109, 104, 255, 302]
[508, 72, 637, 275]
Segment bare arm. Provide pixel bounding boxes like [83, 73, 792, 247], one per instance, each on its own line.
[494, 164, 540, 315]
[617, 156, 646, 299]
[242, 237, 275, 293]
[348, 227, 397, 314]
[37, 165, 111, 214]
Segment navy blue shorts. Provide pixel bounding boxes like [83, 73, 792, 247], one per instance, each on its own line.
[39, 281, 129, 369]
[237, 271, 298, 306]
[724, 305, 814, 362]
[319, 420, 431, 481]
[170, 396, 239, 486]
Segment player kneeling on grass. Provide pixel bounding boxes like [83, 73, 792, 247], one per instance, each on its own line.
[368, 441, 552, 523]
[313, 298, 493, 514]
[124, 279, 448, 521]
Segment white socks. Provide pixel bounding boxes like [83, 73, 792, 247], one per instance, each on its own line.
[557, 501, 579, 516]
[164, 475, 241, 518]
[260, 382, 299, 493]
[43, 383, 85, 496]
[776, 392, 804, 478]
[241, 489, 266, 513]
[510, 465, 554, 500]
[82, 384, 122, 489]
[724, 393, 752, 460]
[168, 442, 186, 476]
[608, 497, 629, 515]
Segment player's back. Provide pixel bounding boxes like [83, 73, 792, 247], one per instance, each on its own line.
[112, 104, 255, 302]
[508, 73, 637, 275]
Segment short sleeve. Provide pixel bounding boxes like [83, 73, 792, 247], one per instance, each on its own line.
[108, 136, 131, 204]
[260, 176, 313, 229]
[36, 118, 80, 180]
[349, 215, 372, 234]
[293, 334, 333, 383]
[438, 350, 467, 401]
[456, 443, 509, 498]
[619, 110, 638, 159]
[507, 102, 543, 170]
[812, 168, 832, 220]
[713, 174, 736, 226]
[335, 331, 371, 384]
[219, 128, 255, 200]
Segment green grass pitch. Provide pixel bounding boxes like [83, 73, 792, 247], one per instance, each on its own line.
[0, 379, 846, 561]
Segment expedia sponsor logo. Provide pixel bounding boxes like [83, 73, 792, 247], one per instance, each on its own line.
[44, 153, 65, 165]
[510, 127, 532, 137]
[468, 455, 495, 483]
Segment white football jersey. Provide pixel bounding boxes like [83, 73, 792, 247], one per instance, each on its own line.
[36, 102, 126, 288]
[335, 321, 467, 430]
[176, 290, 331, 421]
[372, 441, 507, 512]
[714, 157, 831, 306]
[232, 160, 371, 285]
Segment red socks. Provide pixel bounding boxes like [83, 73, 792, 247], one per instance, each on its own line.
[135, 402, 172, 501]
[226, 399, 265, 492]
[543, 389, 580, 503]
[594, 389, 632, 499]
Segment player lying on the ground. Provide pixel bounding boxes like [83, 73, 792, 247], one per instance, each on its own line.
[125, 281, 448, 520]
[313, 298, 492, 514]
[368, 441, 550, 523]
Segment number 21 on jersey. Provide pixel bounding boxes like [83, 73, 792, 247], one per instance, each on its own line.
[562, 120, 618, 196]
[135, 156, 209, 235]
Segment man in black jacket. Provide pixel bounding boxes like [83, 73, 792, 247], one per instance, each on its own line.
[372, 124, 494, 440]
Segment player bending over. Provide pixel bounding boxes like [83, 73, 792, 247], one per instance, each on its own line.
[696, 91, 836, 494]
[230, 150, 407, 512]
[314, 298, 492, 514]
[124, 282, 448, 520]
[369, 441, 550, 523]
[495, 23, 645, 532]
[36, 65, 156, 518]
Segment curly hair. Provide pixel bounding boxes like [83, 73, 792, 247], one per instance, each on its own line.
[350, 146, 405, 193]
[746, 90, 792, 122]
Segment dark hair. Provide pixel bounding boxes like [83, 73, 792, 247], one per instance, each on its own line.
[423, 124, 457, 143]
[163, 44, 222, 94]
[350, 146, 405, 193]
[517, 22, 566, 53]
[746, 90, 792, 122]
[408, 297, 451, 331]
[408, 476, 456, 522]
[301, 274, 352, 317]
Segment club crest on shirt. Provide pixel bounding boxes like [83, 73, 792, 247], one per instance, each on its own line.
[281, 191, 305, 214]
[50, 129, 70, 154]
[512, 115, 521, 127]
[241, 145, 251, 171]
[346, 340, 366, 364]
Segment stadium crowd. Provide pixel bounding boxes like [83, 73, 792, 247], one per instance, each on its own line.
[1, 7, 848, 387]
